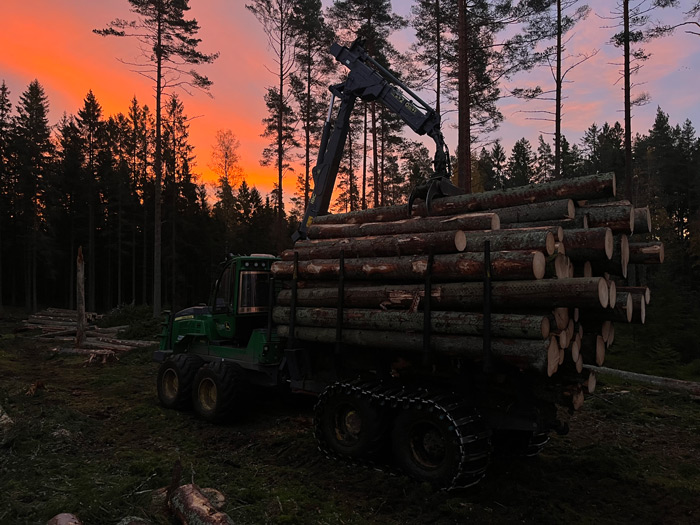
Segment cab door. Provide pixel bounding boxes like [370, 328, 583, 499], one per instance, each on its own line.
[211, 262, 237, 341]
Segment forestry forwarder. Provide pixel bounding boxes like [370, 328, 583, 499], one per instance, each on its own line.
[154, 40, 563, 490]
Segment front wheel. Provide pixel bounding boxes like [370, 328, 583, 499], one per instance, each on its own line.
[192, 361, 244, 423]
[157, 354, 202, 410]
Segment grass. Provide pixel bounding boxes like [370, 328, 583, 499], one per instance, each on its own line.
[1, 318, 700, 524]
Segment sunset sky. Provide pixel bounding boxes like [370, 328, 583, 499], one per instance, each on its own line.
[2, 0, 699, 199]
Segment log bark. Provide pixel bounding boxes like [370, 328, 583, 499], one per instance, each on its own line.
[583, 365, 700, 396]
[456, 228, 556, 255]
[562, 228, 614, 261]
[500, 217, 588, 230]
[633, 207, 652, 234]
[312, 172, 616, 225]
[617, 286, 650, 304]
[628, 242, 664, 264]
[545, 254, 570, 279]
[277, 277, 610, 310]
[273, 250, 545, 282]
[493, 199, 574, 224]
[169, 484, 234, 525]
[576, 203, 634, 233]
[273, 307, 550, 339]
[307, 213, 499, 240]
[283, 230, 463, 260]
[276, 325, 560, 376]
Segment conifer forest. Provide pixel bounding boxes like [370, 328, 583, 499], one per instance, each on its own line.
[1, 0, 699, 366]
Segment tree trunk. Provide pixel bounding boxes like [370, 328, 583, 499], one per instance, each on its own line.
[633, 206, 652, 234]
[283, 230, 465, 260]
[277, 325, 559, 376]
[561, 228, 614, 261]
[584, 365, 700, 396]
[307, 212, 499, 240]
[76, 247, 86, 348]
[272, 250, 545, 282]
[494, 199, 574, 224]
[313, 172, 616, 225]
[277, 277, 610, 310]
[273, 307, 550, 339]
[628, 242, 664, 264]
[576, 203, 634, 233]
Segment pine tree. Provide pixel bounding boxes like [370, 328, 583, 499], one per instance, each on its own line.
[290, 0, 334, 213]
[534, 135, 555, 184]
[95, 0, 219, 316]
[246, 0, 299, 223]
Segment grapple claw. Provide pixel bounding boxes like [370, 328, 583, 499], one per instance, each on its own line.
[408, 176, 464, 216]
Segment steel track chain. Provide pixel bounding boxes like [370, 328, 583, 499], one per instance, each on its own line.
[313, 379, 492, 490]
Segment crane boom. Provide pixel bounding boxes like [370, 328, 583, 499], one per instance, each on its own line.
[293, 39, 461, 242]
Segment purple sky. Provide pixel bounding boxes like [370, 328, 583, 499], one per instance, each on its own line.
[1, 0, 698, 197]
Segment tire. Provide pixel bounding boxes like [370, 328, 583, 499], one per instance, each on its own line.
[157, 354, 202, 410]
[315, 385, 385, 459]
[391, 401, 490, 489]
[192, 361, 244, 423]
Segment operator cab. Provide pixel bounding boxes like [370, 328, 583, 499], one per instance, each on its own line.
[210, 254, 276, 346]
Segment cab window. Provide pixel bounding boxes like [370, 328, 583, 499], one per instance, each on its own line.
[238, 271, 270, 314]
[213, 266, 233, 313]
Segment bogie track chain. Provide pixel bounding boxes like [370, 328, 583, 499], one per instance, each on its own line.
[313, 379, 492, 490]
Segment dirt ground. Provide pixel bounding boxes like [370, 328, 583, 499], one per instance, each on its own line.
[1, 320, 700, 524]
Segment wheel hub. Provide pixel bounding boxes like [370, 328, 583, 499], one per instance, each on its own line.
[198, 377, 218, 412]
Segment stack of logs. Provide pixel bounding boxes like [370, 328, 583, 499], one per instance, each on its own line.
[24, 307, 156, 361]
[271, 172, 663, 410]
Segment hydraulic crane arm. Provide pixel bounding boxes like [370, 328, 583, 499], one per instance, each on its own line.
[293, 39, 461, 242]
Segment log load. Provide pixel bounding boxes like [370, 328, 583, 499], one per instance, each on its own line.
[278, 172, 663, 411]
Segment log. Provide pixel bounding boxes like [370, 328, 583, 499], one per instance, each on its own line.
[577, 203, 634, 233]
[583, 365, 700, 396]
[500, 216, 588, 230]
[272, 250, 546, 282]
[551, 307, 570, 331]
[544, 254, 570, 279]
[580, 334, 605, 366]
[631, 294, 646, 324]
[283, 230, 464, 260]
[592, 234, 629, 277]
[457, 228, 556, 255]
[493, 198, 574, 223]
[581, 292, 633, 323]
[273, 307, 551, 339]
[617, 286, 650, 304]
[169, 484, 234, 525]
[628, 242, 664, 264]
[277, 277, 610, 310]
[312, 172, 616, 225]
[561, 228, 614, 261]
[277, 325, 560, 376]
[307, 212, 499, 239]
[633, 207, 652, 234]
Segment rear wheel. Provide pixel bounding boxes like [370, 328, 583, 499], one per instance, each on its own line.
[315, 384, 385, 458]
[157, 354, 202, 410]
[391, 398, 490, 489]
[192, 361, 244, 423]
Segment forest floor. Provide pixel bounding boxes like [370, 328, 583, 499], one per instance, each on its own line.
[1, 313, 700, 525]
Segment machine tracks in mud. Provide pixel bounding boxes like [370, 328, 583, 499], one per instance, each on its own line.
[313, 380, 492, 490]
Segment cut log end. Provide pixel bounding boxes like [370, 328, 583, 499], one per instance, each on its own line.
[533, 251, 546, 280]
[598, 278, 610, 308]
[455, 230, 467, 252]
[604, 228, 614, 259]
[547, 337, 560, 377]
